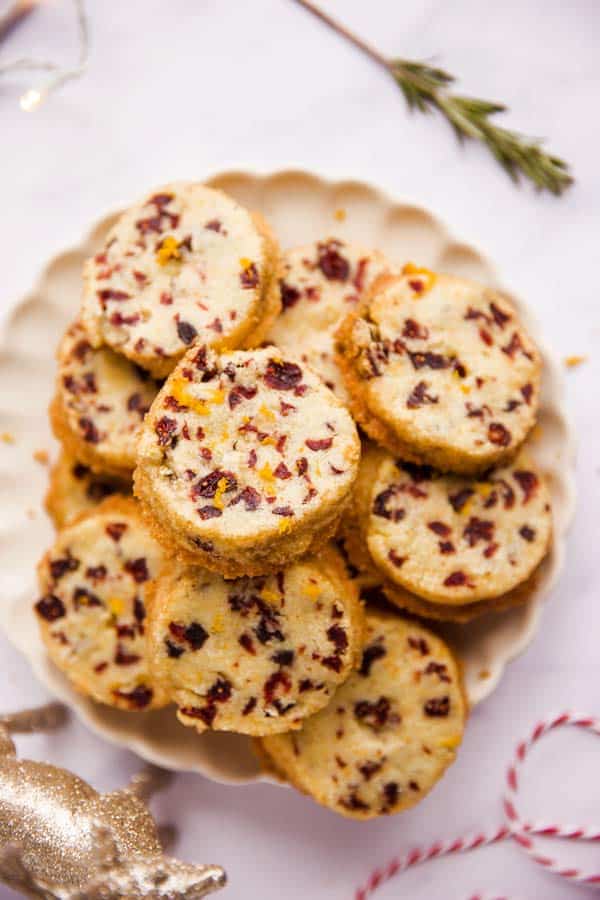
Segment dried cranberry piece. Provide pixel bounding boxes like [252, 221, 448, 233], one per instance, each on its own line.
[280, 280, 301, 309]
[114, 685, 153, 708]
[73, 586, 102, 609]
[448, 487, 474, 513]
[305, 437, 333, 451]
[296, 457, 308, 476]
[264, 359, 303, 391]
[443, 571, 472, 588]
[519, 525, 536, 542]
[192, 470, 237, 499]
[180, 705, 216, 726]
[205, 218, 222, 232]
[513, 470, 539, 503]
[86, 564, 107, 581]
[321, 655, 343, 672]
[242, 697, 257, 715]
[106, 522, 127, 542]
[408, 351, 450, 371]
[488, 422, 512, 446]
[98, 289, 131, 303]
[169, 620, 208, 650]
[274, 462, 292, 479]
[239, 633, 256, 655]
[408, 636, 430, 655]
[271, 649, 294, 666]
[424, 661, 450, 682]
[176, 320, 198, 345]
[255, 614, 284, 645]
[207, 678, 232, 703]
[50, 553, 79, 581]
[165, 639, 184, 658]
[359, 760, 383, 780]
[272, 506, 294, 517]
[462, 517, 494, 547]
[327, 624, 348, 653]
[155, 416, 178, 447]
[354, 696, 391, 728]
[490, 302, 511, 328]
[407, 380, 438, 409]
[424, 696, 450, 717]
[427, 521, 451, 537]
[317, 241, 350, 281]
[359, 641, 386, 676]
[79, 417, 100, 444]
[35, 595, 66, 621]
[124, 557, 149, 583]
[340, 793, 369, 812]
[237, 486, 261, 511]
[402, 318, 429, 340]
[372, 487, 404, 522]
[388, 549, 406, 567]
[115, 645, 141, 666]
[381, 782, 399, 811]
[521, 383, 533, 404]
[228, 385, 258, 409]
[264, 670, 292, 705]
[439, 541, 455, 554]
[240, 263, 259, 288]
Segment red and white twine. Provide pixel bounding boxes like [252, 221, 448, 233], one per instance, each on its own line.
[355, 712, 600, 899]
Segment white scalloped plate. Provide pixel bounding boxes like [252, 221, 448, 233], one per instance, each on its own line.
[0, 170, 575, 784]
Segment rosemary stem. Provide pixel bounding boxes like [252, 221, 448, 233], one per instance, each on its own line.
[291, 0, 389, 70]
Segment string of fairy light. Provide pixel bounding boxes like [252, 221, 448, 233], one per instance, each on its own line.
[0, 0, 89, 111]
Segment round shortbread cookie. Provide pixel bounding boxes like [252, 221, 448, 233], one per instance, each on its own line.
[265, 239, 389, 402]
[45, 451, 130, 529]
[134, 345, 361, 576]
[50, 321, 160, 479]
[35, 497, 167, 711]
[349, 445, 552, 605]
[259, 609, 466, 819]
[147, 546, 364, 736]
[81, 182, 280, 378]
[335, 268, 541, 473]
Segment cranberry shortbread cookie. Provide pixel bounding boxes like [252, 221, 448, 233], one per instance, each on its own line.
[266, 239, 389, 402]
[346, 444, 552, 606]
[259, 609, 466, 819]
[336, 268, 541, 473]
[45, 451, 130, 529]
[81, 183, 280, 378]
[50, 321, 160, 479]
[35, 497, 167, 711]
[134, 346, 361, 576]
[147, 546, 364, 736]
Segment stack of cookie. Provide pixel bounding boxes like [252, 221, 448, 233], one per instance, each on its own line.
[35, 181, 550, 820]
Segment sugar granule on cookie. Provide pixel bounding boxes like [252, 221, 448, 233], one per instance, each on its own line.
[35, 497, 167, 711]
[147, 545, 365, 736]
[335, 268, 541, 474]
[81, 182, 280, 378]
[259, 609, 467, 819]
[134, 345, 360, 576]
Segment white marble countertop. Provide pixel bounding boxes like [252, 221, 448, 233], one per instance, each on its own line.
[1, 1, 599, 897]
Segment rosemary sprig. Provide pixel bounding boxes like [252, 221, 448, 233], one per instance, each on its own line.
[293, 0, 573, 195]
[390, 60, 572, 195]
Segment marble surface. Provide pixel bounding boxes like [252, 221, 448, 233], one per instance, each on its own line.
[1, 1, 599, 897]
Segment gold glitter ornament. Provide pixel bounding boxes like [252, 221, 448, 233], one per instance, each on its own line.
[0, 703, 225, 898]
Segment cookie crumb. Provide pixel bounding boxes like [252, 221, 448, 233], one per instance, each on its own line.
[333, 208, 347, 222]
[33, 448, 50, 466]
[478, 668, 491, 680]
[564, 355, 586, 369]
[1, 432, 15, 444]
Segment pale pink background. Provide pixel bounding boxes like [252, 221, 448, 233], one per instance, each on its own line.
[1, 1, 599, 898]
